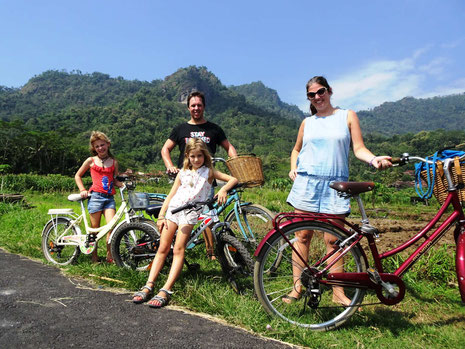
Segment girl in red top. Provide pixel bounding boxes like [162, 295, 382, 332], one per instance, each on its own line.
[75, 131, 122, 263]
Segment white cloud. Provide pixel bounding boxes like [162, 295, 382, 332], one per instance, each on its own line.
[326, 46, 464, 111]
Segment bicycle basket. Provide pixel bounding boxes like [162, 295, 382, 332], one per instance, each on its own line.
[226, 154, 264, 187]
[419, 154, 465, 204]
[128, 192, 150, 210]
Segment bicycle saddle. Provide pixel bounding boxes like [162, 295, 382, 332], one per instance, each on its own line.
[329, 182, 375, 195]
[68, 193, 83, 202]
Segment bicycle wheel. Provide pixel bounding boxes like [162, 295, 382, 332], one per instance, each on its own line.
[42, 218, 81, 266]
[254, 221, 366, 330]
[225, 204, 274, 256]
[216, 230, 254, 294]
[110, 222, 159, 271]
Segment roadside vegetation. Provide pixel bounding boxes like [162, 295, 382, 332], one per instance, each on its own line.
[1, 174, 464, 348]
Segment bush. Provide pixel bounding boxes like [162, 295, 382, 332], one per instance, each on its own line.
[1, 174, 91, 193]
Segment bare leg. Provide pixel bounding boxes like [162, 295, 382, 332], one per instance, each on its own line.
[102, 208, 116, 261]
[283, 208, 311, 303]
[283, 212, 351, 306]
[89, 211, 102, 263]
[283, 229, 312, 303]
[132, 220, 178, 302]
[324, 218, 352, 306]
[203, 228, 216, 260]
[148, 224, 193, 306]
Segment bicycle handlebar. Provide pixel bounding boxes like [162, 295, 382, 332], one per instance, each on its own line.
[170, 197, 217, 215]
[391, 152, 465, 167]
[212, 157, 226, 164]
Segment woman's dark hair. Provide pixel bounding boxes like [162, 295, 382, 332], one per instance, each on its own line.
[187, 91, 206, 108]
[306, 76, 332, 115]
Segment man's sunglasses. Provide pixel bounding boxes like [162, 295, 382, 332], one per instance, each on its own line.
[307, 87, 327, 99]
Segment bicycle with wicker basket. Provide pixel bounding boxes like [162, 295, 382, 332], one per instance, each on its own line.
[126, 156, 274, 258]
[253, 150, 465, 331]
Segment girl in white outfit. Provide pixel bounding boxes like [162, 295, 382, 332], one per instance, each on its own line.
[132, 138, 237, 308]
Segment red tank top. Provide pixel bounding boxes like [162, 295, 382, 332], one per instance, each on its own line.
[88, 158, 116, 195]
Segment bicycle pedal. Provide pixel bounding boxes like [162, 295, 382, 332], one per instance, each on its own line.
[367, 267, 382, 284]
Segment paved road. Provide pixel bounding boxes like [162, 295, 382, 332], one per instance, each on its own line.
[0, 249, 294, 349]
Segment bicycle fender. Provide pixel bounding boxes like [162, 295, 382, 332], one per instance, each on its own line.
[456, 227, 465, 303]
[41, 216, 81, 236]
[108, 220, 130, 242]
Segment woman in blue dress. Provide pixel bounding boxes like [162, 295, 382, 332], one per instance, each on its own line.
[284, 76, 392, 305]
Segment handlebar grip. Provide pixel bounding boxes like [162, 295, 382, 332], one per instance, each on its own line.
[171, 205, 189, 215]
[390, 157, 401, 165]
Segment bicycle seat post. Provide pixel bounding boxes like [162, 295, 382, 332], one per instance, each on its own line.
[354, 194, 370, 225]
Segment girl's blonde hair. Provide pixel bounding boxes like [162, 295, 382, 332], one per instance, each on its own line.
[89, 131, 114, 158]
[183, 138, 213, 179]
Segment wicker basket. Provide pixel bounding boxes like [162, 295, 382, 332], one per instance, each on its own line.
[226, 154, 264, 187]
[420, 159, 465, 204]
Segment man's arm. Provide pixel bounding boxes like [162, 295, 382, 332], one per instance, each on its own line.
[220, 139, 237, 158]
[161, 139, 179, 174]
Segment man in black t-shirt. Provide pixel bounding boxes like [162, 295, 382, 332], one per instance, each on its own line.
[161, 91, 237, 173]
[161, 91, 237, 260]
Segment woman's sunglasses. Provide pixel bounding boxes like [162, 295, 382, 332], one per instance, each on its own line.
[307, 87, 327, 99]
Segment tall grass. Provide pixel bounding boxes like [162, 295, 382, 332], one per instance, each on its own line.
[1, 176, 464, 348]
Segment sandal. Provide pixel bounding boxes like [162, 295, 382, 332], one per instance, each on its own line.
[282, 294, 302, 304]
[148, 288, 173, 308]
[282, 290, 302, 304]
[132, 282, 154, 304]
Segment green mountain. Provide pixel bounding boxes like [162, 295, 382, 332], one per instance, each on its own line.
[229, 81, 305, 120]
[0, 70, 152, 122]
[2, 65, 465, 182]
[358, 94, 465, 136]
[0, 66, 301, 175]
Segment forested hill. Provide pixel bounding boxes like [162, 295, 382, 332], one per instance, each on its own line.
[0, 66, 301, 174]
[229, 81, 305, 120]
[358, 93, 465, 136]
[0, 70, 153, 121]
[2, 65, 465, 179]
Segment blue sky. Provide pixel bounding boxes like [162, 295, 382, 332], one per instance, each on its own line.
[1, 0, 464, 112]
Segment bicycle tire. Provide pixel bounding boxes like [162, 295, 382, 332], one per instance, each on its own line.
[42, 217, 81, 266]
[216, 230, 254, 294]
[254, 221, 366, 330]
[110, 221, 159, 271]
[225, 204, 274, 257]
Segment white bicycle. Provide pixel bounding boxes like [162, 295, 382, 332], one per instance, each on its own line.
[41, 176, 159, 267]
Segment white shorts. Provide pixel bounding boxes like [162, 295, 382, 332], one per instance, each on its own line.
[166, 205, 200, 225]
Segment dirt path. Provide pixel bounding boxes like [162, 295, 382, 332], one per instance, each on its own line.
[0, 249, 296, 349]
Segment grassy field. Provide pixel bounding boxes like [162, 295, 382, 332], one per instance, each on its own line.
[1, 186, 464, 348]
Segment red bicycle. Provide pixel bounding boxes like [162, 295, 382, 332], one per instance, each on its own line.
[253, 152, 465, 330]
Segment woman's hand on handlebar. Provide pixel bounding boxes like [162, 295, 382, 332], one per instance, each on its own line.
[371, 156, 393, 170]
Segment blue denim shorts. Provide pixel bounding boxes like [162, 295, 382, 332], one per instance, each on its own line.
[287, 173, 350, 214]
[87, 191, 116, 214]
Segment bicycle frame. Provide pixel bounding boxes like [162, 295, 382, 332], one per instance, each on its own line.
[146, 187, 256, 243]
[44, 186, 131, 253]
[256, 176, 465, 305]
